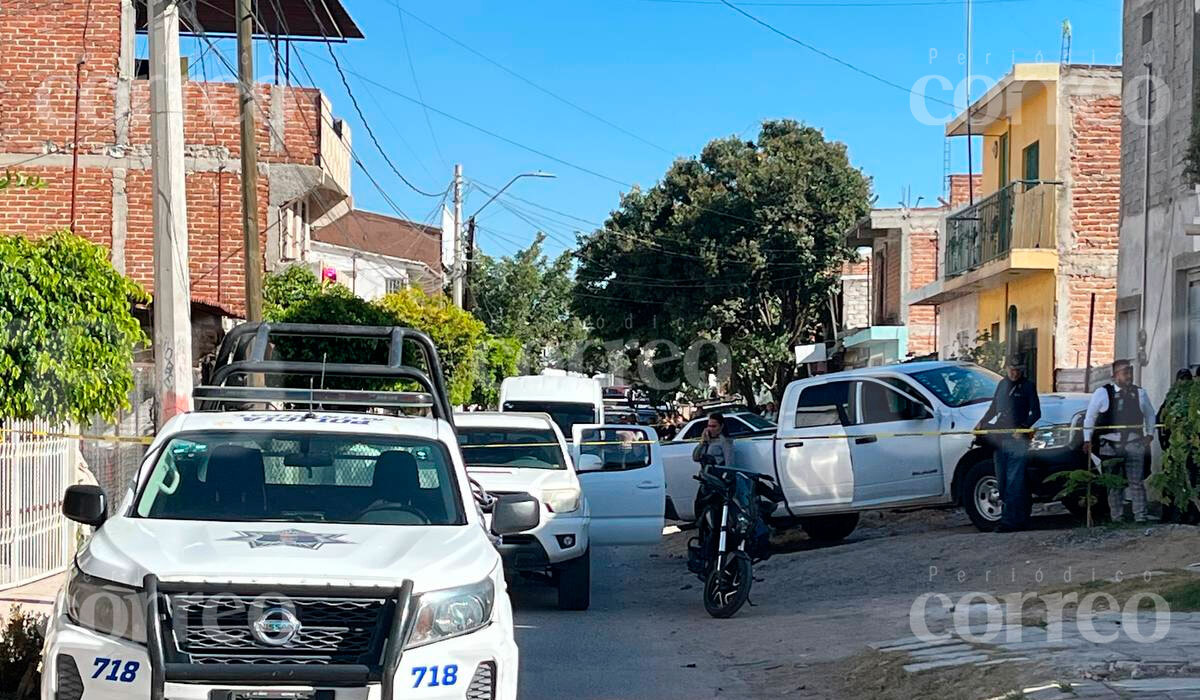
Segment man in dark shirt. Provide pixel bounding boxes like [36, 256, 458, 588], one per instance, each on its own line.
[976, 356, 1042, 532]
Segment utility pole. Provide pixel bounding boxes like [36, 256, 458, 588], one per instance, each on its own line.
[452, 164, 464, 307]
[463, 217, 477, 312]
[147, 0, 193, 426]
[237, 0, 263, 321]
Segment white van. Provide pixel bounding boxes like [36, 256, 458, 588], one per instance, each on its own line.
[499, 375, 604, 437]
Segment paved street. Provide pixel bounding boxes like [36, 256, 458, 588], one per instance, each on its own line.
[513, 546, 754, 700]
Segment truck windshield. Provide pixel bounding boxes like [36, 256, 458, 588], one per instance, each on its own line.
[910, 365, 1001, 408]
[502, 401, 596, 436]
[134, 432, 465, 526]
[457, 427, 566, 470]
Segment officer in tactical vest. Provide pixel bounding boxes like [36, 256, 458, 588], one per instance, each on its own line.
[1082, 359, 1157, 523]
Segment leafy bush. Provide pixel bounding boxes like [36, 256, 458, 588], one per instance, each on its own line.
[264, 265, 326, 318]
[0, 231, 149, 424]
[0, 607, 46, 698]
[473, 336, 522, 408]
[1152, 380, 1200, 517]
[378, 288, 487, 406]
[262, 271, 511, 406]
[1046, 467, 1126, 528]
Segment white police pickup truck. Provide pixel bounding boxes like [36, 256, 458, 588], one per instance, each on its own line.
[42, 324, 537, 700]
[456, 412, 665, 611]
[662, 361, 1090, 536]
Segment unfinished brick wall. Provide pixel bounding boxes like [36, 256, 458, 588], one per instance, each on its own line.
[1062, 92, 1121, 370]
[0, 1, 331, 318]
[948, 173, 983, 209]
[907, 226, 939, 356]
[841, 258, 870, 331]
[0, 0, 121, 151]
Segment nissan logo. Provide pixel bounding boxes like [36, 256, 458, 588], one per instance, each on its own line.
[250, 607, 302, 647]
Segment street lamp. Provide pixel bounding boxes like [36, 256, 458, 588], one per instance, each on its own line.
[470, 171, 557, 220]
[456, 171, 556, 310]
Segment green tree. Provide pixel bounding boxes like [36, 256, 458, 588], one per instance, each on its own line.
[0, 231, 149, 424]
[379, 288, 488, 405]
[264, 265, 327, 318]
[473, 336, 522, 408]
[572, 120, 871, 404]
[470, 233, 586, 372]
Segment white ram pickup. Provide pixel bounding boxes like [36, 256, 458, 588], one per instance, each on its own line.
[663, 361, 1091, 536]
[41, 323, 536, 700]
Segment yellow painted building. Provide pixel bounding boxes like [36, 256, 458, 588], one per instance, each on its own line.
[907, 64, 1122, 390]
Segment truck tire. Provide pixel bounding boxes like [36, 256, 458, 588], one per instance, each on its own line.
[556, 549, 591, 611]
[963, 458, 1003, 531]
[800, 513, 860, 543]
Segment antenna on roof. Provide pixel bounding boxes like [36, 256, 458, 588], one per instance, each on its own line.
[1061, 19, 1073, 65]
[305, 377, 317, 420]
[320, 353, 328, 391]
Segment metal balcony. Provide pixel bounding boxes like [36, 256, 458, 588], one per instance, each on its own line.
[944, 180, 1058, 278]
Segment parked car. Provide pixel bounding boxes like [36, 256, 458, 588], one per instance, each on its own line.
[662, 361, 1089, 535]
[456, 412, 664, 610]
[44, 324, 532, 700]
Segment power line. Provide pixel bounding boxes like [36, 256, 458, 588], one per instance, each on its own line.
[717, 0, 957, 108]
[396, 6, 450, 170]
[388, 1, 675, 157]
[302, 0, 450, 198]
[302, 49, 633, 188]
[641, 0, 1033, 6]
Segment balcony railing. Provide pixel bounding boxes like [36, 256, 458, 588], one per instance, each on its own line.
[944, 180, 1058, 278]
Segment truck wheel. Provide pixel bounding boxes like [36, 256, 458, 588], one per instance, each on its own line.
[800, 513, 860, 543]
[963, 458, 1002, 531]
[556, 549, 591, 611]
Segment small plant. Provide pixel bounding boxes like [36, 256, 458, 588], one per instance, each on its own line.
[1046, 466, 1126, 528]
[1151, 381, 1200, 520]
[956, 329, 1005, 374]
[0, 607, 47, 698]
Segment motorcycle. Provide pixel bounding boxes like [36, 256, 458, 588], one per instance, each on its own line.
[686, 459, 784, 618]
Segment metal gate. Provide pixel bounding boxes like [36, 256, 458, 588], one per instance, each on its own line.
[0, 419, 75, 590]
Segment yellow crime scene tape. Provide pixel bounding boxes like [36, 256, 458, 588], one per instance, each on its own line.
[0, 424, 1165, 451]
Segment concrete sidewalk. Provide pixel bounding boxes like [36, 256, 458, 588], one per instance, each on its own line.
[0, 572, 65, 623]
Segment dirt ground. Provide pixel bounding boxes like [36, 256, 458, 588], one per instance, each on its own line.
[652, 505, 1200, 698]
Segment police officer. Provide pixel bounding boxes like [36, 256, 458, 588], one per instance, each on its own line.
[1082, 359, 1157, 523]
[976, 355, 1041, 532]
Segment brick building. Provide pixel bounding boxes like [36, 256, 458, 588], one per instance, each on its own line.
[0, 0, 437, 358]
[835, 175, 978, 368]
[907, 63, 1122, 390]
[1116, 0, 1200, 406]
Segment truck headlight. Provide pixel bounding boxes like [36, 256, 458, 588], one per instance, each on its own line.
[1030, 420, 1078, 451]
[543, 487, 581, 514]
[65, 567, 146, 643]
[406, 577, 495, 649]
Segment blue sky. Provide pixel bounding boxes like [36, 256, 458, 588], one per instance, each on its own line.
[205, 0, 1123, 258]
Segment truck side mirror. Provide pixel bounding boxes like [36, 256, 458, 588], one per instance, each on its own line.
[491, 493, 540, 535]
[575, 453, 604, 473]
[63, 485, 108, 527]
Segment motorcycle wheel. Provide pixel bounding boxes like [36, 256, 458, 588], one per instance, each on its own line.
[703, 551, 753, 619]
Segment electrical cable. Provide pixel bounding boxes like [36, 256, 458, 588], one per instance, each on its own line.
[716, 0, 957, 108]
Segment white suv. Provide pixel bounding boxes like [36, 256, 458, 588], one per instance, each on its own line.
[456, 413, 591, 610]
[41, 324, 537, 700]
[456, 412, 667, 611]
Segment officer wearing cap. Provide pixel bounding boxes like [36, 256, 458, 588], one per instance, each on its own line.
[1082, 359, 1156, 523]
[975, 355, 1041, 532]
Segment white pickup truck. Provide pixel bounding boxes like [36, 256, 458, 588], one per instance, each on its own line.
[42, 324, 534, 700]
[662, 361, 1091, 536]
[456, 412, 665, 611]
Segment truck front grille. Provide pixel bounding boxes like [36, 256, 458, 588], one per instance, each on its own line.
[165, 593, 390, 666]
